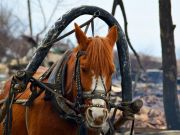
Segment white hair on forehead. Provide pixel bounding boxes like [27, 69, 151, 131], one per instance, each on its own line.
[91, 76, 106, 92]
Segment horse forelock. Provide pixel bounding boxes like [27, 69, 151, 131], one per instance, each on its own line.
[83, 37, 115, 77]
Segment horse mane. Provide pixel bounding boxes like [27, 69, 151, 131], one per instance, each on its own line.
[80, 36, 115, 77]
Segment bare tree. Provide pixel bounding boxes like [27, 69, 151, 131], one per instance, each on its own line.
[159, 0, 180, 129]
[36, 0, 62, 40]
[27, 0, 33, 36]
[25, 0, 62, 44]
[0, 5, 27, 61]
[112, 0, 144, 71]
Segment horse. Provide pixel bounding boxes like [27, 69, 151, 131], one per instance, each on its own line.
[0, 23, 118, 135]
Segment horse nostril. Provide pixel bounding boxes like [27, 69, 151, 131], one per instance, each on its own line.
[93, 116, 104, 125]
[99, 116, 104, 121]
[87, 108, 94, 120]
[103, 109, 108, 120]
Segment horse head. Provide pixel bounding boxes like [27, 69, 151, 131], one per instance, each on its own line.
[66, 23, 118, 129]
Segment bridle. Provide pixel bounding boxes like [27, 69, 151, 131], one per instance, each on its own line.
[73, 51, 110, 110]
[51, 50, 111, 121]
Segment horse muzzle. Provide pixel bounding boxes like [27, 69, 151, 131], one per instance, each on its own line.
[85, 107, 108, 128]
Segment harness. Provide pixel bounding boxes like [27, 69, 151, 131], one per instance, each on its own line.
[0, 49, 143, 135]
[0, 5, 145, 135]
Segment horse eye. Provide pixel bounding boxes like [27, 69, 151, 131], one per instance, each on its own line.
[81, 67, 89, 72]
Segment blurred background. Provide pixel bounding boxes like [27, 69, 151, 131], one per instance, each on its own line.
[0, 0, 180, 134]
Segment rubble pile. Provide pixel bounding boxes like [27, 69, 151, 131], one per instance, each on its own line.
[135, 99, 166, 129]
[112, 83, 168, 130]
[133, 84, 167, 129]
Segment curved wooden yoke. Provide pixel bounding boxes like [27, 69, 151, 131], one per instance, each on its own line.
[25, 6, 132, 102]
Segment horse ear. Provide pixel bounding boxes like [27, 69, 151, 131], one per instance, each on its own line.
[106, 25, 118, 47]
[74, 23, 88, 50]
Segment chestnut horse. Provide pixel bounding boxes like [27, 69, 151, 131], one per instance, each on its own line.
[0, 23, 118, 135]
